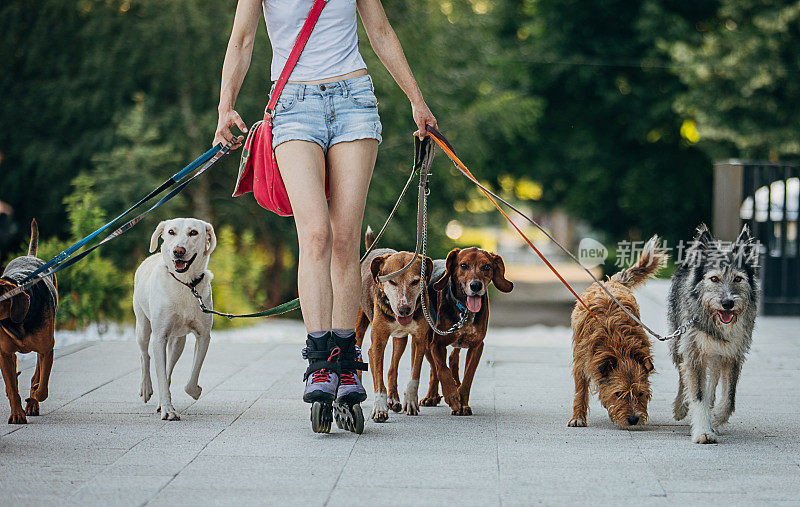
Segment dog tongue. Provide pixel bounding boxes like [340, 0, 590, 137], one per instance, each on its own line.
[718, 310, 734, 324]
[397, 315, 413, 326]
[467, 296, 482, 313]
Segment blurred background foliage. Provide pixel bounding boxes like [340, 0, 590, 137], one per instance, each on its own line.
[1, 0, 797, 327]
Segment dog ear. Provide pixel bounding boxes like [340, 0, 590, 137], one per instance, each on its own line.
[10, 291, 30, 324]
[433, 248, 460, 292]
[642, 356, 654, 372]
[490, 253, 514, 293]
[370, 254, 392, 283]
[692, 223, 713, 249]
[423, 257, 434, 281]
[204, 223, 217, 256]
[149, 221, 166, 253]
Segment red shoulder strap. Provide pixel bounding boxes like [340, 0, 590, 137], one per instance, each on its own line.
[266, 0, 327, 116]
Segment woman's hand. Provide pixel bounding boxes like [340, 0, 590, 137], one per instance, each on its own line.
[412, 100, 438, 139]
[213, 109, 248, 149]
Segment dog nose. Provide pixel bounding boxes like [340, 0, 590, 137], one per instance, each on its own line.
[627, 415, 639, 426]
[721, 299, 734, 310]
[469, 280, 483, 293]
[173, 247, 186, 258]
[398, 305, 412, 316]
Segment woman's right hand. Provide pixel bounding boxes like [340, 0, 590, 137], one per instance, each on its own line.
[213, 109, 248, 149]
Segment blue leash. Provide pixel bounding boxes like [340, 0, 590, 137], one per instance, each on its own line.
[0, 142, 233, 304]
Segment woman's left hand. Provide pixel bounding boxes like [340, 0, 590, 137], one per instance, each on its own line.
[412, 100, 438, 139]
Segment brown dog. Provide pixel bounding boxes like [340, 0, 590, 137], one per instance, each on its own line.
[568, 235, 666, 428]
[419, 247, 513, 415]
[0, 220, 58, 424]
[355, 227, 433, 422]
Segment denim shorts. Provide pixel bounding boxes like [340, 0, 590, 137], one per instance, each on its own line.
[270, 74, 382, 153]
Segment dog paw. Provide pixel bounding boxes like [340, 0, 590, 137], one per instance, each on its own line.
[159, 405, 181, 421]
[419, 394, 442, 407]
[371, 407, 389, 423]
[8, 408, 27, 424]
[24, 398, 40, 416]
[403, 394, 419, 416]
[139, 377, 153, 403]
[692, 432, 717, 444]
[387, 395, 402, 413]
[184, 383, 202, 400]
[568, 417, 587, 427]
[452, 405, 472, 416]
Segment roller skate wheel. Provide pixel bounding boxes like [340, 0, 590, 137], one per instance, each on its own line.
[311, 402, 332, 433]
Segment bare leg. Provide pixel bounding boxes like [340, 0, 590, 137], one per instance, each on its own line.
[326, 139, 378, 329]
[275, 140, 332, 333]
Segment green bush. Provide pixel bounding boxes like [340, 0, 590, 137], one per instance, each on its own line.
[35, 175, 129, 329]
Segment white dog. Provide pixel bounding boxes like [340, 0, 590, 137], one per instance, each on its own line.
[133, 218, 216, 420]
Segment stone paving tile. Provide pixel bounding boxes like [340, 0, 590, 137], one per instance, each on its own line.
[0, 281, 798, 505]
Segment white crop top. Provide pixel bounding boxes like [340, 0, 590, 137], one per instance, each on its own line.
[263, 0, 368, 82]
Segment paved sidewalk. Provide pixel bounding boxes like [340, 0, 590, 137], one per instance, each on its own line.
[1, 280, 799, 505]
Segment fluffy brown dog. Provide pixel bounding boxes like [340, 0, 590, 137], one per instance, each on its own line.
[568, 236, 666, 428]
[419, 247, 513, 415]
[0, 220, 58, 424]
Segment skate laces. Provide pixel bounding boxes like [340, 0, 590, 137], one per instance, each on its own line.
[340, 372, 358, 386]
[310, 347, 341, 384]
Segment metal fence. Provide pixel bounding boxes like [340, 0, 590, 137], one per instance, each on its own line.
[720, 161, 800, 315]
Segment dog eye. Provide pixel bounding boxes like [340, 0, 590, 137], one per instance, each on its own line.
[481, 264, 491, 271]
[168, 229, 176, 236]
[733, 275, 743, 283]
[188, 230, 199, 236]
[410, 279, 420, 286]
[460, 263, 469, 270]
[388, 280, 398, 286]
[709, 276, 720, 283]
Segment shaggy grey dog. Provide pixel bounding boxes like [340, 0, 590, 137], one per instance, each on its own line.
[668, 224, 758, 444]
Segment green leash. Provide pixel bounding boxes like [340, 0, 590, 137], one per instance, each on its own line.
[195, 138, 424, 320]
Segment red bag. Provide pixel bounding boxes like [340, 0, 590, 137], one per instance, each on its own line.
[232, 0, 329, 216]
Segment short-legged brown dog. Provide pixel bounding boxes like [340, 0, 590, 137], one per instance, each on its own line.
[419, 247, 513, 415]
[0, 220, 58, 424]
[355, 228, 433, 422]
[568, 235, 666, 428]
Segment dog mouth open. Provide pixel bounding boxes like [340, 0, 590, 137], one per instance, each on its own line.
[717, 310, 735, 324]
[396, 314, 413, 326]
[173, 253, 197, 273]
[466, 295, 482, 312]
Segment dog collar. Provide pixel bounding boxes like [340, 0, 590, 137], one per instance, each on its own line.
[168, 270, 205, 289]
[446, 283, 470, 314]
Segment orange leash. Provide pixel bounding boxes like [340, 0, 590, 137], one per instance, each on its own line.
[424, 127, 600, 322]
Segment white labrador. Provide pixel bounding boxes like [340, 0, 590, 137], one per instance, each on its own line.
[133, 218, 216, 420]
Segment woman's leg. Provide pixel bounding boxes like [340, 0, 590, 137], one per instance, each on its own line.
[275, 140, 332, 333]
[326, 139, 379, 328]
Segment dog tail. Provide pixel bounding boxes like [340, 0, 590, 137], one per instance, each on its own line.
[365, 225, 375, 250]
[28, 219, 39, 257]
[610, 235, 668, 289]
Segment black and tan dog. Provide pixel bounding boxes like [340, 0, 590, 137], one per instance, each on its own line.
[418, 247, 513, 415]
[0, 220, 58, 424]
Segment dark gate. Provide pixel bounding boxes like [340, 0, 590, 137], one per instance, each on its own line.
[739, 163, 800, 315]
